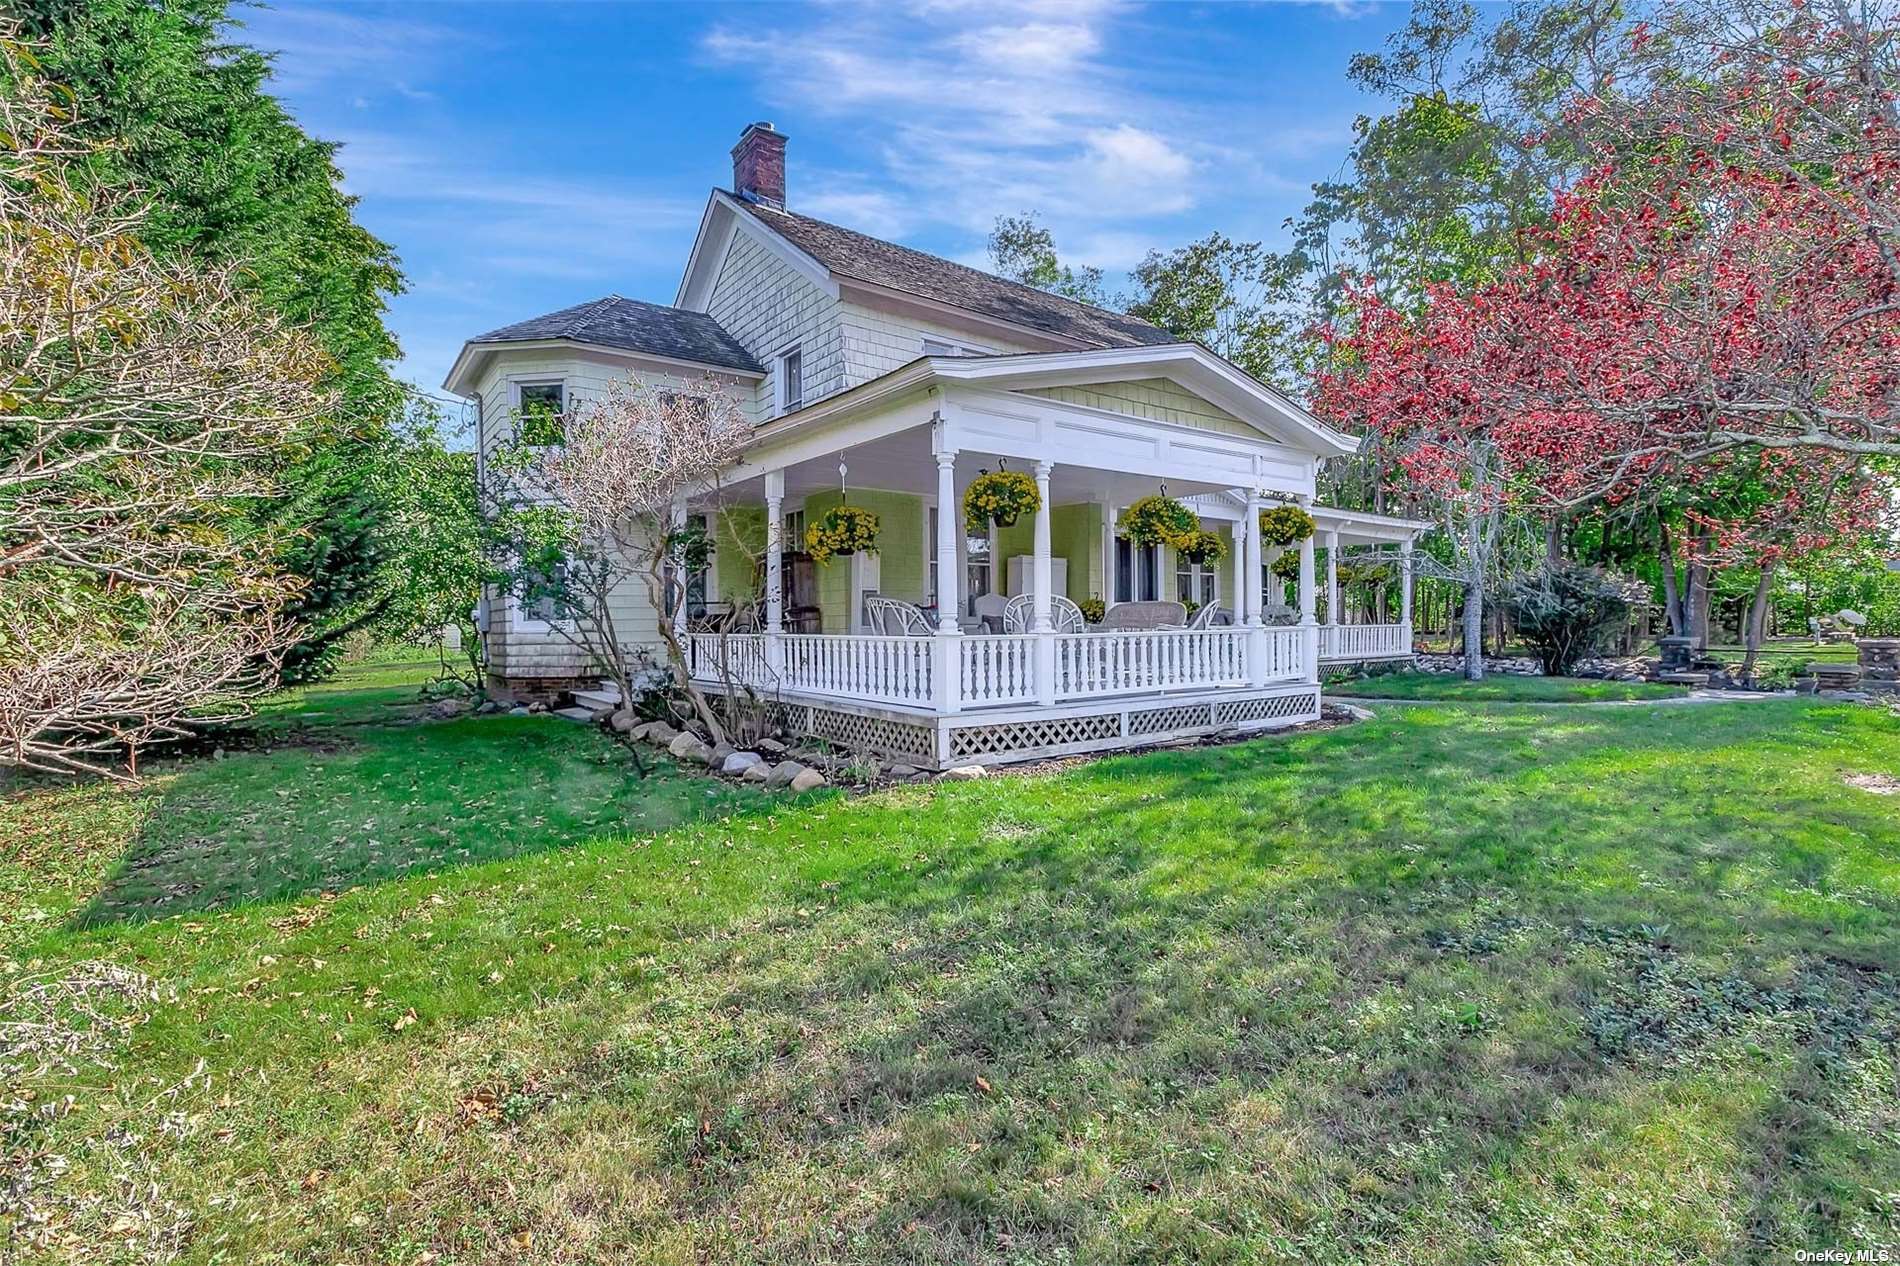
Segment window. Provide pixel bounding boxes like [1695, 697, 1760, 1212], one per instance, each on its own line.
[777, 347, 803, 413]
[519, 558, 570, 625]
[1176, 552, 1219, 612]
[664, 513, 715, 623]
[965, 521, 993, 615]
[781, 508, 805, 555]
[516, 381, 565, 446]
[922, 336, 994, 358]
[1114, 538, 1159, 603]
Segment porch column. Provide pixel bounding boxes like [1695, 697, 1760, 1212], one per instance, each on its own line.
[1244, 493, 1270, 687]
[763, 470, 784, 672]
[1298, 502, 1318, 682]
[1401, 537, 1416, 647]
[1325, 529, 1340, 626]
[1032, 461, 1056, 705]
[932, 443, 963, 715]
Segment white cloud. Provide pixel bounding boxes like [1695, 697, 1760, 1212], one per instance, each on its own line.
[697, 1, 1332, 266]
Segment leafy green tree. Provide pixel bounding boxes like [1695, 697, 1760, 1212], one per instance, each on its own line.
[1125, 234, 1312, 393]
[20, 0, 408, 680]
[367, 405, 485, 684]
[986, 213, 1106, 306]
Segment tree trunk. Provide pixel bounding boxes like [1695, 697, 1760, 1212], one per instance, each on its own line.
[1658, 522, 1685, 637]
[1463, 578, 1485, 681]
[1740, 562, 1776, 681]
[1545, 515, 1563, 567]
[1688, 563, 1711, 651]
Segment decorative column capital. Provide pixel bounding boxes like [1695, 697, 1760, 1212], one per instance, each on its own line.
[935, 450, 957, 471]
[1033, 459, 1053, 481]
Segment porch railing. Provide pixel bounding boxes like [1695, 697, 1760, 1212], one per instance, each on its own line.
[1316, 623, 1412, 661]
[686, 625, 1316, 713]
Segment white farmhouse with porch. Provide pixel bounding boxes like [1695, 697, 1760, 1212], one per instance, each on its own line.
[446, 123, 1424, 769]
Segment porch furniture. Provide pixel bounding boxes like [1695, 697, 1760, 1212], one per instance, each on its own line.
[1098, 600, 1187, 631]
[972, 592, 1007, 634]
[1001, 592, 1085, 633]
[866, 596, 932, 636]
[1185, 603, 1233, 630]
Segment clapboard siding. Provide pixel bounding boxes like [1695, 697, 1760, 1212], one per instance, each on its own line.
[1021, 378, 1257, 438]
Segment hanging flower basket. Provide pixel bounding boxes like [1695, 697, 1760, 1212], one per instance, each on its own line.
[1117, 494, 1198, 549]
[805, 505, 880, 563]
[1258, 504, 1317, 548]
[1177, 529, 1229, 565]
[963, 468, 1040, 531]
[1078, 597, 1106, 625]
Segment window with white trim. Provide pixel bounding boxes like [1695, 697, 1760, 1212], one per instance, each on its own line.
[517, 557, 571, 626]
[1175, 551, 1219, 612]
[777, 347, 803, 413]
[515, 380, 566, 446]
[1114, 538, 1159, 603]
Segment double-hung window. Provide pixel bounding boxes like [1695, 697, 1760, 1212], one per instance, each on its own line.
[1175, 552, 1219, 612]
[777, 347, 803, 414]
[516, 381, 566, 446]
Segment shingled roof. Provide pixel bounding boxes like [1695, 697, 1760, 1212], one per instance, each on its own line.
[733, 201, 1176, 351]
[470, 295, 763, 374]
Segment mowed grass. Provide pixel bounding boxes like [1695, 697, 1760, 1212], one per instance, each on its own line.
[1328, 670, 1690, 702]
[3, 674, 1899, 1264]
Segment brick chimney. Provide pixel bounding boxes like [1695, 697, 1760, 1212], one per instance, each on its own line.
[731, 122, 786, 208]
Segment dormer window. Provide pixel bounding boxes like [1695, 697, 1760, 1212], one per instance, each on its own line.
[777, 347, 803, 414]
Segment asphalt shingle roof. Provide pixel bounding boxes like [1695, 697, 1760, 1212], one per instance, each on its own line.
[735, 202, 1176, 350]
[470, 295, 764, 374]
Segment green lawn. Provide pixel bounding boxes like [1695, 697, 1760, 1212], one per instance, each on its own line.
[1329, 670, 1691, 702]
[4, 670, 1899, 1263]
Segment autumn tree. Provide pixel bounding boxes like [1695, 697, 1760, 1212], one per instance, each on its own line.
[0, 34, 331, 777]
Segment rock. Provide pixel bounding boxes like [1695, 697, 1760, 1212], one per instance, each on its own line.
[636, 721, 678, 744]
[668, 732, 711, 762]
[765, 759, 806, 789]
[609, 709, 638, 734]
[740, 761, 773, 783]
[788, 768, 828, 793]
[888, 763, 920, 779]
[722, 751, 764, 776]
[755, 737, 788, 757]
[507, 706, 531, 717]
[1334, 702, 1376, 722]
[528, 701, 548, 714]
[212, 747, 226, 761]
[939, 764, 988, 781]
[710, 741, 735, 765]
[476, 700, 503, 715]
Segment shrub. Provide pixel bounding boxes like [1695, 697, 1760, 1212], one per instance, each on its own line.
[1500, 564, 1639, 676]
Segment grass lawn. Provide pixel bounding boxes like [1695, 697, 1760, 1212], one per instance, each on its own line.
[1328, 670, 1691, 703]
[4, 667, 1899, 1264]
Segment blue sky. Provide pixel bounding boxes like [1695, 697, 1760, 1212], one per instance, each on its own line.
[236, 0, 1413, 399]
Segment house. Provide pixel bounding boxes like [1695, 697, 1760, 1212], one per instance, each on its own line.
[444, 122, 1426, 768]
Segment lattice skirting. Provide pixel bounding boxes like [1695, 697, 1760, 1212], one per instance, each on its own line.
[719, 687, 1321, 770]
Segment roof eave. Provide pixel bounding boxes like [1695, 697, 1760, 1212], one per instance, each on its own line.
[442, 337, 766, 398]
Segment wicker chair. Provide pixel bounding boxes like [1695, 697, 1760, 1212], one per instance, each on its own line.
[1097, 600, 1188, 631]
[1184, 603, 1233, 630]
[865, 595, 932, 635]
[1001, 592, 1085, 633]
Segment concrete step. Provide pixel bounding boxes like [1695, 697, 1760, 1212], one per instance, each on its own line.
[570, 687, 622, 715]
[1657, 671, 1710, 685]
[552, 706, 597, 723]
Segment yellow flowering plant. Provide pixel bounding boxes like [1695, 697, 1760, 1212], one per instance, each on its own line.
[963, 468, 1040, 531]
[804, 505, 880, 563]
[1177, 529, 1228, 564]
[1117, 494, 1198, 548]
[1258, 505, 1317, 548]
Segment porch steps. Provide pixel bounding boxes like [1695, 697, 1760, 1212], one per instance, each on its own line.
[552, 706, 597, 724]
[570, 684, 622, 716]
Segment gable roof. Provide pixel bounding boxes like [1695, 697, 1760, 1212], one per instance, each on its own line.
[730, 200, 1176, 351]
[469, 295, 763, 374]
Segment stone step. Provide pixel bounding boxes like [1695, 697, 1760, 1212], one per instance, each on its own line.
[552, 706, 597, 723]
[1656, 671, 1711, 685]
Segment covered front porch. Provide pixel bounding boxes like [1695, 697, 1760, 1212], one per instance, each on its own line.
[677, 349, 1424, 766]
